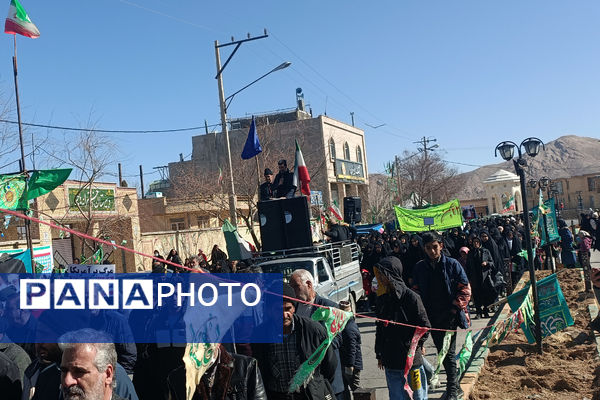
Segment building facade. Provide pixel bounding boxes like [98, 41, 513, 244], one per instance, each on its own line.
[167, 110, 369, 220]
[483, 169, 523, 215]
[0, 180, 142, 272]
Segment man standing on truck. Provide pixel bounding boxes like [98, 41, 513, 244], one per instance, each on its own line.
[412, 232, 471, 400]
[290, 269, 346, 400]
[259, 168, 275, 201]
[322, 220, 350, 243]
[273, 159, 296, 198]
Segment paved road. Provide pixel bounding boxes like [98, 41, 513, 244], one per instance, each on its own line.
[358, 249, 600, 399]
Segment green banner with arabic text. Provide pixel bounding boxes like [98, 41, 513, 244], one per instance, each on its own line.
[394, 199, 463, 232]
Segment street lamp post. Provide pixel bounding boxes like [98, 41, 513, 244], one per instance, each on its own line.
[495, 137, 545, 354]
[528, 176, 556, 273]
[214, 32, 290, 225]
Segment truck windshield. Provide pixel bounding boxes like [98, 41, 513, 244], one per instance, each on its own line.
[259, 260, 313, 282]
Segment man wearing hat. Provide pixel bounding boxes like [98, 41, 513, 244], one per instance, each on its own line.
[259, 168, 275, 201]
[273, 160, 296, 199]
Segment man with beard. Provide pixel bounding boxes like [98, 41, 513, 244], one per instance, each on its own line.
[252, 283, 337, 399]
[59, 329, 125, 400]
[289, 269, 345, 400]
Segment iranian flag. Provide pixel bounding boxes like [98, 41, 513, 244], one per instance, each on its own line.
[328, 201, 343, 221]
[4, 0, 40, 38]
[292, 139, 311, 196]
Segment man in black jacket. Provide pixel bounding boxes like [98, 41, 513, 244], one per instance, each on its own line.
[290, 270, 345, 400]
[273, 160, 296, 199]
[252, 283, 336, 400]
[339, 301, 362, 394]
[322, 221, 350, 243]
[374, 256, 431, 400]
[259, 168, 275, 201]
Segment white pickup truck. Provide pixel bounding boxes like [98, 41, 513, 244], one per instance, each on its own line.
[256, 241, 363, 311]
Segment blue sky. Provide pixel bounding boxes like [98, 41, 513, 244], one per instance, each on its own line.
[0, 1, 598, 187]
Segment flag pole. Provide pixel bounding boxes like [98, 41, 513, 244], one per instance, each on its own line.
[255, 155, 261, 194]
[12, 34, 35, 269]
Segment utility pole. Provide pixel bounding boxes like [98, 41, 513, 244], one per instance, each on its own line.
[394, 155, 403, 205]
[413, 136, 439, 205]
[215, 30, 269, 225]
[139, 165, 145, 199]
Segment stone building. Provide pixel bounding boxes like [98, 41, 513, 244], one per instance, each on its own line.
[137, 194, 257, 267]
[483, 169, 523, 215]
[524, 172, 600, 218]
[0, 180, 142, 272]
[167, 109, 369, 219]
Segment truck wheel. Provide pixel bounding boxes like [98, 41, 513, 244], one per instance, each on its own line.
[348, 293, 356, 314]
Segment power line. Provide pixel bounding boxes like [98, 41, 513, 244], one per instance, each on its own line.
[0, 119, 218, 134]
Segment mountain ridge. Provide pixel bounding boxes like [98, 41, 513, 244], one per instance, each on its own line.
[455, 135, 600, 200]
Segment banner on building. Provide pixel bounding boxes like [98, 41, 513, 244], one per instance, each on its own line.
[67, 264, 116, 273]
[394, 199, 463, 232]
[0, 245, 53, 273]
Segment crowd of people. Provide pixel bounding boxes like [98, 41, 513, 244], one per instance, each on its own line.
[0, 208, 598, 400]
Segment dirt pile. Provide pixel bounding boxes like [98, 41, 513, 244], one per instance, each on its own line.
[469, 269, 600, 400]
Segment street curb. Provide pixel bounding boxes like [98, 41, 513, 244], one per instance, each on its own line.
[458, 303, 511, 399]
[458, 272, 531, 399]
[459, 267, 594, 399]
[588, 303, 600, 357]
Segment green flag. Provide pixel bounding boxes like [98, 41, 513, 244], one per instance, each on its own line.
[26, 168, 72, 200]
[222, 219, 252, 261]
[0, 173, 26, 210]
[507, 274, 573, 344]
[429, 331, 454, 388]
[394, 199, 463, 232]
[289, 306, 353, 393]
[457, 331, 473, 376]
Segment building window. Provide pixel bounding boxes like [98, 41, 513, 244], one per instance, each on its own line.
[16, 220, 26, 241]
[356, 146, 363, 164]
[329, 138, 336, 161]
[197, 215, 210, 229]
[343, 142, 350, 160]
[170, 218, 185, 231]
[588, 177, 597, 192]
[554, 181, 563, 194]
[330, 183, 339, 207]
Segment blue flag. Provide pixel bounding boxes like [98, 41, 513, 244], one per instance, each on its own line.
[241, 116, 262, 159]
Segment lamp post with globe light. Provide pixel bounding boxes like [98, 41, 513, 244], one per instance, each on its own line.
[495, 137, 545, 354]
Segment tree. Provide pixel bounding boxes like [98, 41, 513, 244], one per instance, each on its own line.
[35, 123, 130, 263]
[394, 150, 464, 208]
[169, 122, 327, 250]
[366, 173, 395, 223]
